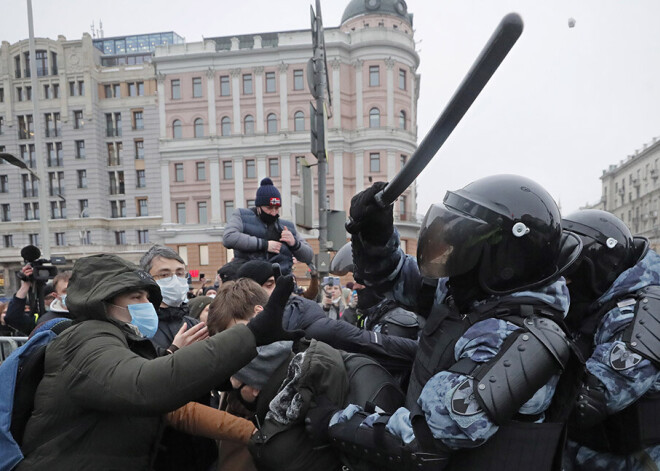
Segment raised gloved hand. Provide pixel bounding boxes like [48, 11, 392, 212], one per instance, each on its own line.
[346, 182, 394, 245]
[304, 395, 341, 445]
[246, 275, 304, 346]
[574, 372, 608, 428]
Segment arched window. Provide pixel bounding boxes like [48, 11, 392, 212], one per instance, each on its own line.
[194, 118, 204, 138]
[221, 116, 231, 136]
[244, 115, 254, 135]
[172, 119, 182, 139]
[266, 113, 277, 134]
[369, 108, 380, 128]
[399, 110, 406, 130]
[294, 111, 305, 131]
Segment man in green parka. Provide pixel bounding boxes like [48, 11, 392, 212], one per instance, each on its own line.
[17, 253, 297, 470]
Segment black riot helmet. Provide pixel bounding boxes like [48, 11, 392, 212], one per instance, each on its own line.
[563, 209, 637, 297]
[417, 174, 581, 295]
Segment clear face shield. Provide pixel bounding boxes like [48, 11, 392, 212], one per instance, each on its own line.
[417, 194, 503, 279]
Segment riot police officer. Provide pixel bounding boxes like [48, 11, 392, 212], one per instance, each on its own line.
[308, 175, 582, 471]
[562, 209, 660, 470]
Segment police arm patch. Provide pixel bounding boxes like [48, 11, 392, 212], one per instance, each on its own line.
[451, 379, 482, 416]
[609, 343, 642, 371]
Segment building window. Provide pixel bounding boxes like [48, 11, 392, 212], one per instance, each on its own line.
[24, 202, 39, 220]
[77, 170, 87, 188]
[172, 119, 182, 139]
[369, 108, 380, 128]
[50, 200, 66, 219]
[109, 171, 125, 195]
[196, 162, 206, 181]
[220, 75, 230, 96]
[194, 118, 204, 137]
[269, 158, 280, 178]
[224, 200, 234, 221]
[20, 144, 36, 168]
[0, 116, 3, 135]
[246, 199, 255, 207]
[105, 83, 120, 98]
[54, 232, 66, 246]
[128, 82, 136, 97]
[265, 72, 276, 93]
[399, 195, 407, 219]
[0, 175, 7, 193]
[14, 55, 20, 78]
[16, 87, 24, 102]
[29, 234, 39, 246]
[52, 83, 59, 98]
[4, 235, 13, 247]
[44, 84, 51, 99]
[293, 69, 304, 90]
[74, 110, 84, 129]
[294, 111, 305, 131]
[171, 79, 181, 99]
[137, 198, 148, 217]
[176, 202, 186, 224]
[221, 116, 231, 136]
[133, 111, 144, 130]
[137, 229, 149, 244]
[399, 110, 406, 130]
[79, 199, 88, 217]
[18, 115, 33, 140]
[223, 161, 233, 180]
[80, 230, 91, 245]
[244, 115, 255, 135]
[0, 88, 4, 102]
[22, 174, 38, 197]
[44, 112, 60, 137]
[115, 230, 126, 245]
[199, 245, 209, 265]
[110, 200, 126, 218]
[48, 171, 65, 196]
[370, 153, 380, 173]
[75, 140, 85, 159]
[245, 159, 256, 179]
[243, 74, 253, 94]
[399, 68, 406, 90]
[134, 140, 144, 159]
[174, 163, 184, 182]
[400, 154, 407, 168]
[369, 65, 380, 86]
[69, 80, 84, 96]
[107, 142, 123, 166]
[296, 156, 306, 175]
[1, 204, 10, 222]
[198, 201, 208, 224]
[266, 113, 277, 134]
[193, 77, 202, 98]
[136, 169, 146, 188]
[47, 143, 64, 167]
[35, 50, 48, 76]
[106, 112, 122, 137]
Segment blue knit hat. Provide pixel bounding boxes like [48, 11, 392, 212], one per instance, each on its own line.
[255, 178, 281, 207]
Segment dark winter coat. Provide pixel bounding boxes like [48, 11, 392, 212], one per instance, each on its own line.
[17, 254, 257, 471]
[152, 304, 198, 351]
[223, 208, 313, 275]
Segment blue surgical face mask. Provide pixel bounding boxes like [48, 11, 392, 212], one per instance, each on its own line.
[126, 302, 159, 338]
[156, 275, 189, 307]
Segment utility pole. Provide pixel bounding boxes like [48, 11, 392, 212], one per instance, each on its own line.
[309, 0, 332, 274]
[27, 0, 50, 257]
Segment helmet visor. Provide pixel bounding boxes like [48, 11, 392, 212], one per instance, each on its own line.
[417, 203, 501, 278]
[330, 242, 353, 276]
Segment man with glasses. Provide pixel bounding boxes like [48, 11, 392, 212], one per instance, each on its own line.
[320, 276, 345, 320]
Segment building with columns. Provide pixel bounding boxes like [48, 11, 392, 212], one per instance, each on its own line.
[152, 0, 421, 273]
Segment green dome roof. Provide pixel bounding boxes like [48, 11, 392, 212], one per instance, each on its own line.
[341, 0, 413, 26]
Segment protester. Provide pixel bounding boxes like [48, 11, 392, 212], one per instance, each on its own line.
[222, 177, 313, 275]
[187, 296, 213, 323]
[562, 210, 660, 470]
[306, 176, 582, 470]
[16, 253, 298, 470]
[320, 276, 345, 320]
[0, 301, 17, 336]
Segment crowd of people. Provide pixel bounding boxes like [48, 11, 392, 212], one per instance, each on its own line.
[1, 173, 658, 471]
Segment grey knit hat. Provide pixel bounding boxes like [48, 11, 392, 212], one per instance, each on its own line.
[233, 341, 293, 389]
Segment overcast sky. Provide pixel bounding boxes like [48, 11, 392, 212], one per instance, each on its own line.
[3, 0, 660, 216]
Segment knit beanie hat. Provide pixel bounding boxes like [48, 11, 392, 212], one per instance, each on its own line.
[187, 296, 212, 319]
[255, 178, 281, 207]
[237, 260, 276, 286]
[217, 259, 245, 283]
[233, 341, 293, 389]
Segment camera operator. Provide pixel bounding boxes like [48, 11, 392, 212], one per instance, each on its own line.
[319, 276, 345, 320]
[5, 264, 71, 336]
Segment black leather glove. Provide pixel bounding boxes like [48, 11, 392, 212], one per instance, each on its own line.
[574, 372, 608, 427]
[304, 395, 341, 445]
[246, 275, 304, 346]
[346, 182, 394, 245]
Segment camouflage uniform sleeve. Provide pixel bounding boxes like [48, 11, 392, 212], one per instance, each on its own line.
[417, 318, 560, 449]
[585, 305, 660, 413]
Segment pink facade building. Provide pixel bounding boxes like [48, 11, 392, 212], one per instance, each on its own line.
[152, 0, 421, 274]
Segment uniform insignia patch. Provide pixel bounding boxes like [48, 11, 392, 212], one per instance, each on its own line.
[451, 379, 482, 416]
[609, 344, 642, 371]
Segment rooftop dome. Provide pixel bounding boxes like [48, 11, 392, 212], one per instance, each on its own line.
[341, 0, 413, 26]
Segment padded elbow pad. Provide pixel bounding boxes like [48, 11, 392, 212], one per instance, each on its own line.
[473, 316, 571, 425]
[626, 286, 660, 366]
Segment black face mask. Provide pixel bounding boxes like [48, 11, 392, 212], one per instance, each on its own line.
[258, 210, 280, 225]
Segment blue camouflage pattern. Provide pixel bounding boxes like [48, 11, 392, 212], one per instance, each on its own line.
[567, 249, 660, 470]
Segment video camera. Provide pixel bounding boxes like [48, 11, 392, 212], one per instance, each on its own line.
[18, 245, 66, 282]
